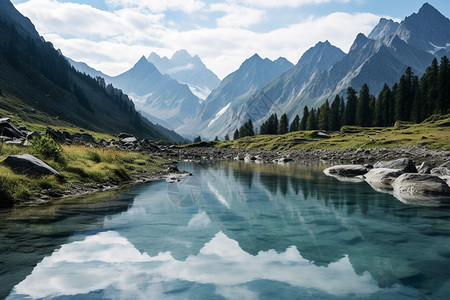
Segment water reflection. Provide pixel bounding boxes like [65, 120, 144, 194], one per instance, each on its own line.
[0, 189, 138, 299]
[2, 161, 450, 299]
[9, 231, 382, 299]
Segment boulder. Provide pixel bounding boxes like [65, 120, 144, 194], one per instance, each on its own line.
[392, 173, 450, 205]
[234, 154, 244, 161]
[417, 161, 433, 174]
[2, 154, 63, 179]
[26, 131, 41, 141]
[364, 168, 403, 192]
[324, 165, 369, 177]
[373, 158, 417, 173]
[0, 118, 23, 138]
[121, 137, 138, 143]
[244, 155, 256, 162]
[118, 133, 134, 139]
[278, 157, 293, 163]
[431, 161, 450, 177]
[46, 128, 66, 143]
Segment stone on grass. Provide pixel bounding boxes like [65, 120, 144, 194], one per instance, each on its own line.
[2, 154, 63, 179]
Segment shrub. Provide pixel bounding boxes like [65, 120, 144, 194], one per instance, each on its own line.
[86, 151, 101, 163]
[31, 135, 63, 159]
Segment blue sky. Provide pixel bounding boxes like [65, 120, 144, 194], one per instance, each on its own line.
[11, 0, 450, 79]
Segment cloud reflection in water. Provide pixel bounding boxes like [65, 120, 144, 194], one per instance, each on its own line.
[10, 230, 380, 299]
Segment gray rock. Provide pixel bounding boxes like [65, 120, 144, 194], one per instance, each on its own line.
[0, 118, 23, 138]
[417, 161, 433, 174]
[244, 155, 256, 162]
[364, 168, 404, 192]
[324, 165, 369, 177]
[2, 154, 63, 179]
[5, 139, 24, 145]
[392, 173, 450, 205]
[26, 131, 41, 141]
[234, 154, 244, 161]
[316, 131, 331, 138]
[46, 128, 66, 143]
[373, 158, 417, 173]
[121, 137, 138, 143]
[431, 161, 450, 176]
[0, 136, 13, 142]
[118, 133, 134, 139]
[278, 157, 293, 163]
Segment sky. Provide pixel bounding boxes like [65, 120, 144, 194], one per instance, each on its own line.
[10, 0, 450, 79]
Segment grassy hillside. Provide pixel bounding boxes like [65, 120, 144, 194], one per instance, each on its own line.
[0, 143, 167, 207]
[187, 114, 450, 150]
[0, 15, 184, 143]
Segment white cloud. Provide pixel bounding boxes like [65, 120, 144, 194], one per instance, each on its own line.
[106, 0, 206, 13]
[234, 0, 352, 8]
[209, 3, 265, 28]
[13, 0, 383, 78]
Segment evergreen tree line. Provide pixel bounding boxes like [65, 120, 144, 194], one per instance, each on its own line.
[307, 57, 449, 130]
[244, 57, 450, 138]
[233, 119, 255, 139]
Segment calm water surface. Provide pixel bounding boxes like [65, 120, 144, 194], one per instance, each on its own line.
[1, 161, 450, 299]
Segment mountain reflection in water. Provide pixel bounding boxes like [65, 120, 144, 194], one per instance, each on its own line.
[2, 161, 450, 299]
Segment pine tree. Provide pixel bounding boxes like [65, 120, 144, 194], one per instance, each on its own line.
[343, 87, 357, 126]
[194, 136, 201, 143]
[224, 134, 230, 141]
[233, 129, 239, 140]
[374, 84, 391, 126]
[330, 95, 341, 131]
[214, 136, 219, 141]
[289, 114, 300, 132]
[278, 113, 289, 134]
[339, 96, 346, 128]
[318, 99, 330, 131]
[356, 84, 371, 126]
[437, 56, 450, 115]
[300, 106, 309, 130]
[368, 95, 376, 126]
[306, 109, 317, 130]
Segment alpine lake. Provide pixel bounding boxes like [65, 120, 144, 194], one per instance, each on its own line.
[1, 161, 450, 299]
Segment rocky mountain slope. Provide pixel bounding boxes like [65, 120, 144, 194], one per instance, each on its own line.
[148, 49, 221, 100]
[0, 0, 184, 142]
[200, 3, 448, 140]
[182, 54, 294, 138]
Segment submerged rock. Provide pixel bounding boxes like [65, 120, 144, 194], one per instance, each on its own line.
[392, 173, 450, 206]
[2, 154, 63, 179]
[373, 158, 417, 173]
[364, 168, 404, 192]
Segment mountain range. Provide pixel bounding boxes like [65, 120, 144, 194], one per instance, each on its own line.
[0, 0, 184, 142]
[69, 52, 211, 135]
[194, 2, 449, 139]
[148, 50, 221, 100]
[4, 1, 448, 142]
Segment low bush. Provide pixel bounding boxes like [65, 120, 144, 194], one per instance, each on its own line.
[31, 135, 63, 160]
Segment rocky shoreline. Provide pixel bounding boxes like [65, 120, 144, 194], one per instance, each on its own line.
[165, 145, 450, 167]
[2, 117, 449, 206]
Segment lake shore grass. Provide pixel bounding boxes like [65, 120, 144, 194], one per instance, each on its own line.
[0, 144, 168, 207]
[182, 114, 450, 151]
